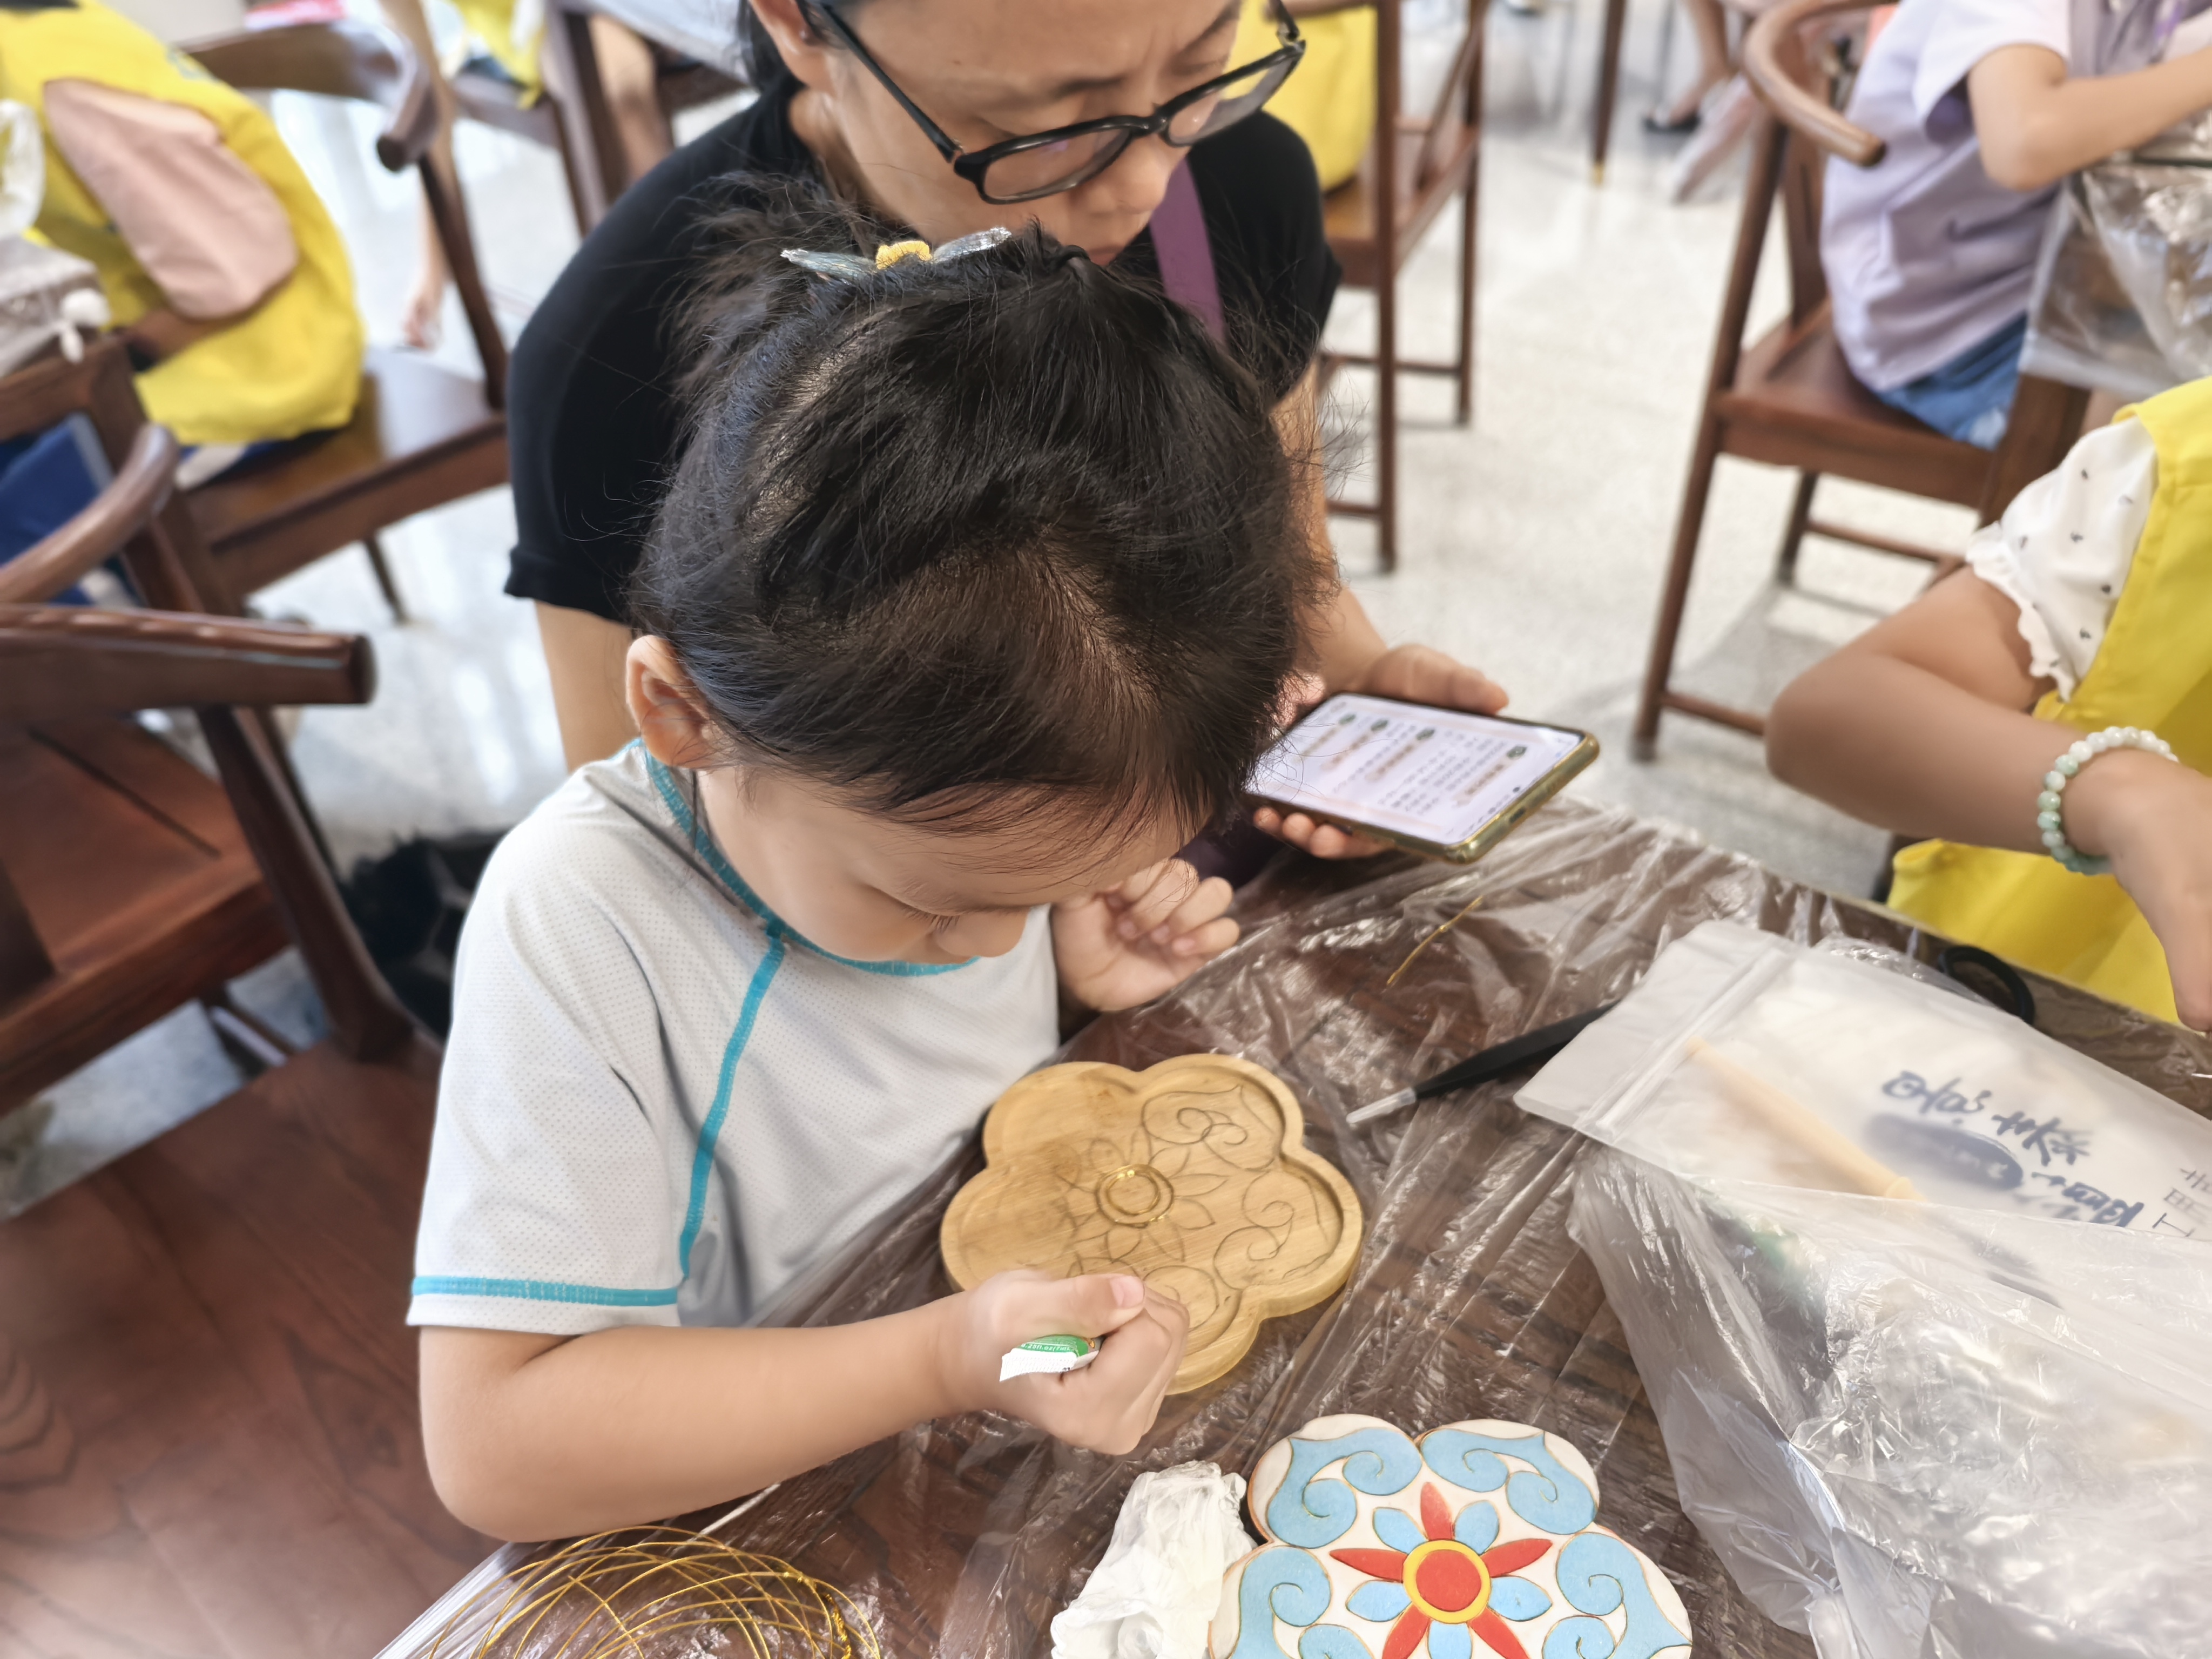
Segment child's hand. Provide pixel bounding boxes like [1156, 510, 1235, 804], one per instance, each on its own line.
[1054, 858, 1236, 1012]
[938, 1270, 1190, 1454]
[2069, 752, 2212, 1030]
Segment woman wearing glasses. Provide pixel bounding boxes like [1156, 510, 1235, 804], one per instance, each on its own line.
[510, 0, 1508, 859]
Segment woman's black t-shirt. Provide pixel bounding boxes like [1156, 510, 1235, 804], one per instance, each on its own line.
[505, 76, 1343, 622]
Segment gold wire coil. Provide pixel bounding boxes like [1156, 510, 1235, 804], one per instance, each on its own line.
[420, 1526, 884, 1659]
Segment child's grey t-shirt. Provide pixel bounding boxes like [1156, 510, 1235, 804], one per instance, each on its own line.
[409, 745, 1060, 1335]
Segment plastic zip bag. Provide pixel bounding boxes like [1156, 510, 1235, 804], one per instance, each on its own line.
[1519, 921, 2212, 1659]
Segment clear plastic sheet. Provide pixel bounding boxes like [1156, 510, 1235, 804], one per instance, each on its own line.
[377, 799, 2212, 1659]
[2024, 114, 2212, 400]
[1523, 924, 2212, 1659]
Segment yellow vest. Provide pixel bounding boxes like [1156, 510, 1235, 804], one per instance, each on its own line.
[1233, 0, 1375, 193]
[0, 0, 362, 445]
[1887, 375, 2212, 1025]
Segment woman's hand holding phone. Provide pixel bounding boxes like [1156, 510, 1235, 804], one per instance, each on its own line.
[1258, 646, 1512, 857]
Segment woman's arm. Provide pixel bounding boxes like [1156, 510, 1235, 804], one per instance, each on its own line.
[1279, 366, 1507, 709]
[422, 1271, 1189, 1541]
[537, 601, 642, 772]
[1968, 43, 2212, 193]
[1768, 570, 2212, 1029]
[1260, 366, 1510, 855]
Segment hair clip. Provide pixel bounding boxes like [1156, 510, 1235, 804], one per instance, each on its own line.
[782, 225, 1013, 281]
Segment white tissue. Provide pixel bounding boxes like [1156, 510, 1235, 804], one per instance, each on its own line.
[1049, 1461, 1255, 1659]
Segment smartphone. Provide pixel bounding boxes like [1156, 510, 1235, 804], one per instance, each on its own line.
[1250, 694, 1599, 863]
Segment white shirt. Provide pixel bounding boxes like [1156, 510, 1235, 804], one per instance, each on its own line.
[1965, 415, 2158, 697]
[1822, 0, 2204, 392]
[410, 745, 1061, 1336]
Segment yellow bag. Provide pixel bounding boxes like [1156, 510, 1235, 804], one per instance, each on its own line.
[1233, 0, 1377, 192]
[0, 0, 362, 445]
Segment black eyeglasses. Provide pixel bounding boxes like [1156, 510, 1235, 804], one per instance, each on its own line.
[801, 0, 1306, 205]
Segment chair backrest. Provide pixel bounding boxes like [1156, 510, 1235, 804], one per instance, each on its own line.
[184, 21, 510, 404]
[1403, 0, 1482, 195]
[1688, 0, 1881, 405]
[1296, 0, 1485, 245]
[0, 423, 177, 605]
[0, 355, 415, 1061]
[1742, 0, 1884, 332]
[0, 341, 230, 612]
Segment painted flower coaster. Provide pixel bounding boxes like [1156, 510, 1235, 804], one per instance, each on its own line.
[1209, 1414, 1690, 1659]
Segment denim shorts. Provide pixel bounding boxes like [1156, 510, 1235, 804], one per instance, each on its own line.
[1873, 313, 2027, 450]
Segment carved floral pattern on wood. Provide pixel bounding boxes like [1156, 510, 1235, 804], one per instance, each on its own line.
[940, 1056, 1361, 1392]
[1210, 1414, 1692, 1659]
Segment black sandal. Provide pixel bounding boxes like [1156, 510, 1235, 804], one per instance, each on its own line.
[1642, 106, 1702, 136]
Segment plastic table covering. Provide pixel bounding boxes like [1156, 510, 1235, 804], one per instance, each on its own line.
[2024, 117, 2212, 400]
[377, 798, 2212, 1659]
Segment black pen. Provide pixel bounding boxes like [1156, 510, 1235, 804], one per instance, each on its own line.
[1346, 1003, 1617, 1127]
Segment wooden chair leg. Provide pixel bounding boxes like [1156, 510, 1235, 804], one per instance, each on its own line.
[540, 92, 593, 238]
[1632, 410, 1725, 759]
[1978, 374, 2090, 525]
[1776, 470, 1818, 585]
[1377, 260, 1399, 574]
[1590, 0, 1630, 183]
[1454, 29, 1483, 429]
[543, 4, 623, 229]
[200, 988, 293, 1075]
[361, 534, 408, 624]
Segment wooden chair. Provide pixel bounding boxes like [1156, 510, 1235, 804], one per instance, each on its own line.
[449, 56, 596, 235]
[173, 22, 510, 619]
[1589, 0, 1648, 183]
[1629, 0, 2088, 757]
[0, 344, 307, 1110]
[536, 0, 748, 230]
[1315, 0, 1485, 573]
[0, 478, 485, 1656]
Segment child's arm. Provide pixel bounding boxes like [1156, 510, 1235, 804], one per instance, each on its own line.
[1766, 571, 2212, 1029]
[422, 1270, 1188, 1541]
[1969, 43, 2212, 192]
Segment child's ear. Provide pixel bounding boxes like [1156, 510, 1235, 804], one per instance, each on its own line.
[626, 637, 723, 769]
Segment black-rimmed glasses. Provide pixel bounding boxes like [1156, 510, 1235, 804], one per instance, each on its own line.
[801, 0, 1307, 204]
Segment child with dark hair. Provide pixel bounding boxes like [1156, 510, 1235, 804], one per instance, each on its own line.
[410, 197, 1325, 1542]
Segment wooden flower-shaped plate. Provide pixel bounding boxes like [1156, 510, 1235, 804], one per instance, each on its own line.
[940, 1055, 1362, 1393]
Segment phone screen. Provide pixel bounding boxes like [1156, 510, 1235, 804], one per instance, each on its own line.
[1251, 694, 1588, 851]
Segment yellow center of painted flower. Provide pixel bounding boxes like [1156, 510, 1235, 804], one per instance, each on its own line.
[1403, 1539, 1491, 1623]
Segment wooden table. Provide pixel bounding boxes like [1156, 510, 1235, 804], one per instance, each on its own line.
[373, 797, 2212, 1659]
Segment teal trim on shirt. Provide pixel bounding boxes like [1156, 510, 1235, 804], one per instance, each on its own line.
[643, 750, 973, 976]
[677, 931, 786, 1277]
[410, 1275, 680, 1307]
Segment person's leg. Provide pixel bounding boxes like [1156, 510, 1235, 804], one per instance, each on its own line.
[1650, 0, 1732, 130]
[374, 0, 461, 348]
[536, 600, 639, 772]
[1873, 315, 2028, 449]
[590, 15, 673, 185]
